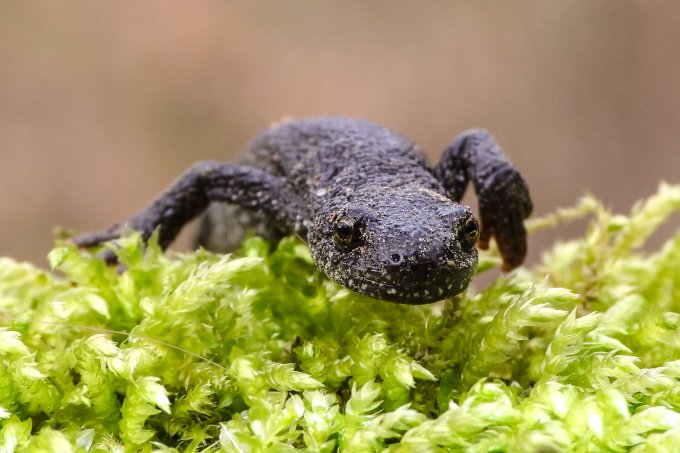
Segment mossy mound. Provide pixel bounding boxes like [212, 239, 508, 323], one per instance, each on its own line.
[1, 184, 679, 452]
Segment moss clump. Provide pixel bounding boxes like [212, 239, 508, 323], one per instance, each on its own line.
[1, 183, 680, 452]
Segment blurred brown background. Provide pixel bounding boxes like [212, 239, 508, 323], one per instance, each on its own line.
[1, 1, 679, 267]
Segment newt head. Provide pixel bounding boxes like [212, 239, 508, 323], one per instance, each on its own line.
[307, 187, 479, 304]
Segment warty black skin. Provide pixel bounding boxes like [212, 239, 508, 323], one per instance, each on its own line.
[73, 117, 532, 304]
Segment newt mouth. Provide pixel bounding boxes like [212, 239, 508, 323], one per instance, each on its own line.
[335, 269, 472, 305]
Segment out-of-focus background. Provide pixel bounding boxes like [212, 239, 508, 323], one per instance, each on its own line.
[1, 1, 679, 267]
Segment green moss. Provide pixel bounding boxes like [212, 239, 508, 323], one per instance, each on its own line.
[1, 183, 679, 452]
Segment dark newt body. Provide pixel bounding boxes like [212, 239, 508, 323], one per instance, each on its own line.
[74, 117, 532, 304]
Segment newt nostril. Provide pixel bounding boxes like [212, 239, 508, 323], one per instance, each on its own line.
[390, 253, 403, 265]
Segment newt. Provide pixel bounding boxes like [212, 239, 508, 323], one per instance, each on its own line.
[74, 117, 532, 304]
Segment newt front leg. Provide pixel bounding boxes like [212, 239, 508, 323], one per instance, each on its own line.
[73, 161, 299, 250]
[433, 129, 533, 270]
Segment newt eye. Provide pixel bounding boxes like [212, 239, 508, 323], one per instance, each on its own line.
[460, 216, 480, 249]
[333, 216, 362, 249]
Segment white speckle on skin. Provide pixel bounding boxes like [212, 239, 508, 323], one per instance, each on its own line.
[417, 187, 450, 202]
[316, 188, 327, 197]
